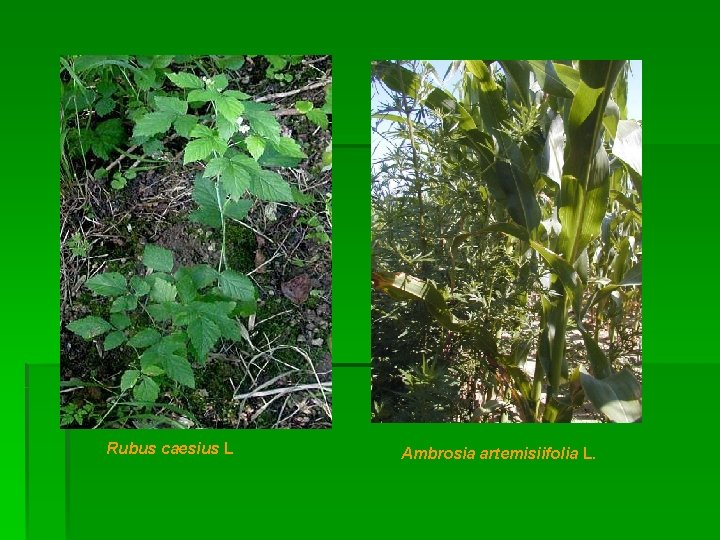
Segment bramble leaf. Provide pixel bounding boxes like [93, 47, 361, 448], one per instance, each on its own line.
[224, 199, 252, 221]
[218, 269, 255, 301]
[67, 316, 113, 339]
[249, 170, 293, 202]
[86, 272, 127, 296]
[188, 314, 221, 361]
[295, 100, 313, 113]
[110, 312, 132, 331]
[143, 244, 174, 272]
[110, 294, 137, 313]
[215, 95, 245, 123]
[165, 355, 195, 388]
[133, 376, 160, 403]
[120, 370, 140, 392]
[91, 118, 125, 160]
[150, 278, 177, 303]
[275, 137, 306, 159]
[154, 96, 187, 116]
[130, 275, 151, 296]
[245, 135, 266, 160]
[173, 114, 198, 138]
[127, 328, 162, 348]
[103, 330, 126, 352]
[133, 111, 175, 138]
[243, 102, 281, 143]
[188, 264, 219, 289]
[306, 109, 328, 129]
[184, 138, 215, 164]
[167, 72, 203, 89]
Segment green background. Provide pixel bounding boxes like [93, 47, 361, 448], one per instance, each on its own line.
[5, 4, 718, 538]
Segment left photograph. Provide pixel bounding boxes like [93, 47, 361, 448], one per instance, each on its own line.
[60, 55, 332, 429]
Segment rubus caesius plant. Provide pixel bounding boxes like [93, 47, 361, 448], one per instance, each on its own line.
[67, 65, 307, 407]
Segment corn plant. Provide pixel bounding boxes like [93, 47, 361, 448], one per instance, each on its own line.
[372, 60, 642, 423]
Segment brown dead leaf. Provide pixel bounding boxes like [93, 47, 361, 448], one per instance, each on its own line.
[254, 250, 266, 273]
[281, 274, 311, 305]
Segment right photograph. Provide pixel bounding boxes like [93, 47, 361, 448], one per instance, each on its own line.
[371, 60, 642, 423]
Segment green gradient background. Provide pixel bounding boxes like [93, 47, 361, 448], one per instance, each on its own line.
[5, 4, 718, 539]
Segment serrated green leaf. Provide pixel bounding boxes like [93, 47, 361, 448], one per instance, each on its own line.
[175, 268, 197, 303]
[249, 170, 293, 202]
[204, 157, 251, 200]
[127, 328, 162, 348]
[218, 270, 255, 301]
[150, 279, 177, 303]
[306, 109, 328, 129]
[217, 115, 237, 142]
[85, 272, 127, 296]
[216, 56, 245, 70]
[134, 68, 157, 91]
[210, 74, 229, 91]
[133, 111, 175, 138]
[243, 102, 280, 143]
[183, 138, 215, 164]
[173, 114, 199, 138]
[154, 95, 188, 116]
[110, 294, 137, 313]
[142, 365, 165, 376]
[275, 137, 306, 159]
[188, 88, 220, 102]
[165, 355, 195, 388]
[67, 316, 113, 339]
[133, 376, 160, 403]
[188, 265, 219, 289]
[295, 100, 313, 113]
[130, 275, 151, 296]
[188, 314, 221, 361]
[167, 71, 203, 89]
[190, 124, 214, 139]
[215, 95, 245, 123]
[120, 370, 141, 392]
[143, 244, 174, 272]
[146, 302, 179, 322]
[91, 118, 125, 160]
[224, 199, 252, 221]
[245, 135, 266, 160]
[95, 97, 116, 117]
[103, 330, 126, 352]
[110, 312, 132, 330]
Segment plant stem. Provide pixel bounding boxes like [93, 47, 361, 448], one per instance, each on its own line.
[214, 178, 227, 272]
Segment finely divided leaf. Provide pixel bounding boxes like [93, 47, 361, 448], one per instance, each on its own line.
[86, 272, 127, 296]
[67, 316, 113, 339]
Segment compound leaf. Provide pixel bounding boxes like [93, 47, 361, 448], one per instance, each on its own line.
[218, 270, 255, 301]
[249, 170, 293, 202]
[133, 376, 160, 403]
[143, 244, 174, 272]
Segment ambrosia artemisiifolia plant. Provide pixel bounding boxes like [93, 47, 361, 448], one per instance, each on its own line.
[67, 66, 307, 406]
